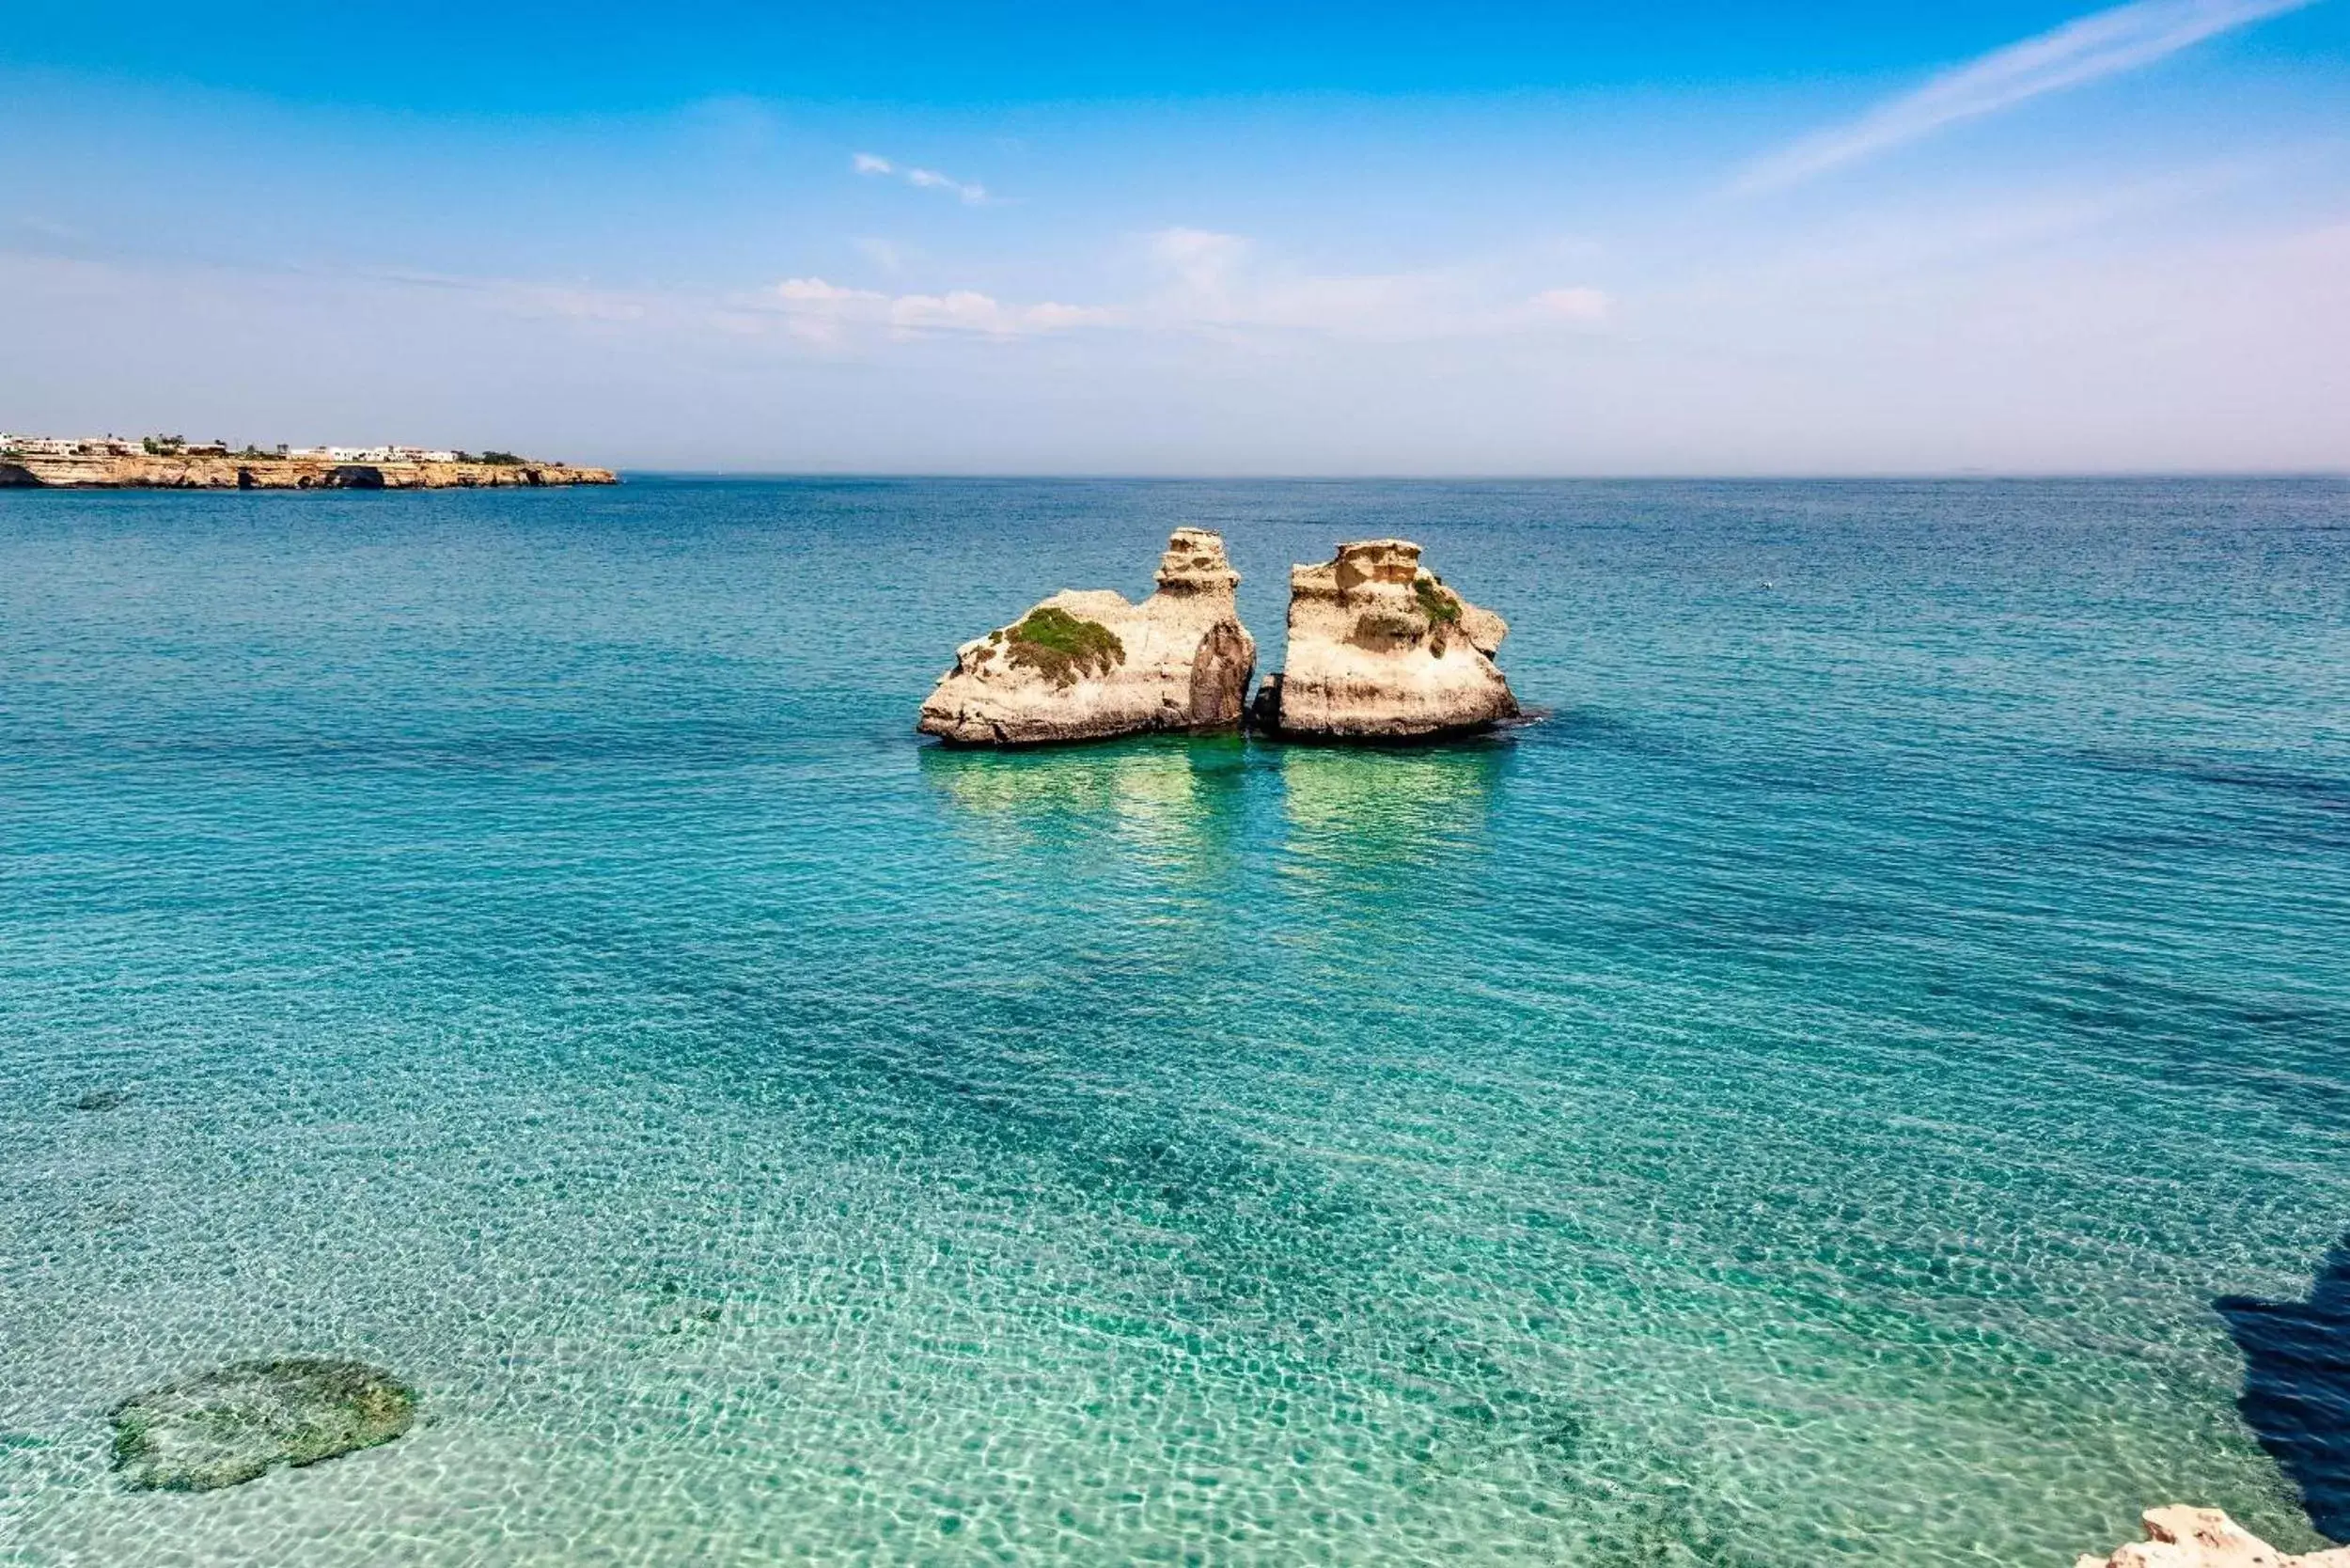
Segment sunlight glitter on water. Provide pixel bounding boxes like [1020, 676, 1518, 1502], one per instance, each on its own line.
[2, 478, 2346, 1564]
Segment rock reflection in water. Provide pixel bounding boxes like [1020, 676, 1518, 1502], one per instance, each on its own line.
[918, 733, 1250, 869]
[1276, 739, 1510, 892]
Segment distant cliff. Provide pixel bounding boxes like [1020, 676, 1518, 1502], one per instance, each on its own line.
[0, 453, 618, 490]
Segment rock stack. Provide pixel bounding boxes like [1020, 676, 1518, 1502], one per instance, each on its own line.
[916, 528, 1256, 745]
[1248, 539, 1518, 740]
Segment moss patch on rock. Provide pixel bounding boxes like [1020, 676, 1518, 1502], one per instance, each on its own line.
[1006, 606, 1126, 687]
[110, 1358, 415, 1492]
[1415, 575, 1463, 626]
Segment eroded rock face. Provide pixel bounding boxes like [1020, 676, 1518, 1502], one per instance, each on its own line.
[111, 1358, 416, 1492]
[0, 454, 615, 489]
[1250, 539, 1517, 740]
[2076, 1507, 2350, 1568]
[917, 528, 1257, 745]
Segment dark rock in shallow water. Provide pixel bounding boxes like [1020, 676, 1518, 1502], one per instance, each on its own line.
[110, 1358, 415, 1492]
[73, 1089, 129, 1112]
[2217, 1234, 2350, 1543]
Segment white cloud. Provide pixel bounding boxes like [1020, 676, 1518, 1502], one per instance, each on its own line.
[771, 276, 1112, 341]
[889, 290, 1112, 335]
[1021, 301, 1122, 332]
[1528, 286, 1611, 323]
[1737, 0, 2321, 193]
[776, 276, 884, 305]
[854, 237, 908, 274]
[1150, 227, 1251, 304]
[1138, 227, 1610, 341]
[12, 210, 2345, 473]
[853, 153, 990, 204]
[1145, 228, 1429, 335]
[905, 167, 990, 205]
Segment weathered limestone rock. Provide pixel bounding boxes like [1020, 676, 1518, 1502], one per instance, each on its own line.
[110, 1358, 416, 1491]
[917, 528, 1257, 745]
[1249, 539, 1517, 740]
[2076, 1508, 2350, 1568]
[0, 454, 615, 489]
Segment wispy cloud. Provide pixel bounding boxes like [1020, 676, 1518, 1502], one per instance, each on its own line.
[1737, 0, 2320, 193]
[1528, 287, 1611, 323]
[771, 276, 1113, 341]
[768, 232, 1610, 349]
[852, 152, 990, 205]
[1138, 227, 1611, 341]
[854, 237, 908, 274]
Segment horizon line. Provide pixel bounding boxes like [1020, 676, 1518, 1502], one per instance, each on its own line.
[603, 467, 2350, 482]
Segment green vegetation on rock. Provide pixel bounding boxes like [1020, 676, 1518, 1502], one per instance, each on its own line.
[110, 1358, 416, 1492]
[1415, 575, 1463, 626]
[1005, 605, 1126, 686]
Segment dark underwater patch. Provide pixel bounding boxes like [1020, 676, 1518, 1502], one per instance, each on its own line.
[2217, 1234, 2350, 1543]
[2074, 748, 2350, 813]
[110, 1358, 415, 1492]
[12, 715, 792, 777]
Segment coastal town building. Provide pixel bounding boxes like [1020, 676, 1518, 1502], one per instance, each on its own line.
[7, 432, 476, 463]
[3, 438, 614, 489]
[0, 433, 145, 457]
[287, 445, 461, 463]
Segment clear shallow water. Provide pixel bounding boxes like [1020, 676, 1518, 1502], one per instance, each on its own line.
[1, 477, 2345, 1566]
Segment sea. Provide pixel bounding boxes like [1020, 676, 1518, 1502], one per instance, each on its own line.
[1, 477, 2345, 1566]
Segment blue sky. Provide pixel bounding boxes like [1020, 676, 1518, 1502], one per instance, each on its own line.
[5, 0, 2346, 472]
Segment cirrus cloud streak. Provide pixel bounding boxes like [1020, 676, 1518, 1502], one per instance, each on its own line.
[853, 151, 990, 205]
[1737, 0, 2320, 193]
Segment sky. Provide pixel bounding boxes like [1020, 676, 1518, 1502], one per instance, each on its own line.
[3, 0, 2346, 474]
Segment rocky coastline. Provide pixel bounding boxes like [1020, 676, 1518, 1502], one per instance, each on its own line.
[2078, 1507, 2350, 1568]
[0, 452, 616, 490]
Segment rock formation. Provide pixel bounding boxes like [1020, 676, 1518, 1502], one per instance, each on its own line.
[111, 1358, 416, 1491]
[2076, 1508, 2350, 1568]
[917, 528, 1256, 745]
[0, 453, 615, 489]
[1249, 539, 1517, 740]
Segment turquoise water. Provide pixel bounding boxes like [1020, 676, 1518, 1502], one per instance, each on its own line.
[2, 478, 2346, 1565]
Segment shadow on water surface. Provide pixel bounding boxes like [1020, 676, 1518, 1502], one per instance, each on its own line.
[2217, 1235, 2350, 1543]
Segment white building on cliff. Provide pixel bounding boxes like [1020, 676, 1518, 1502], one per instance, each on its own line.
[287, 445, 461, 463]
[0, 434, 146, 457]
